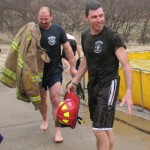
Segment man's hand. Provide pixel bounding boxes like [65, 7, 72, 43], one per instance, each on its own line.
[67, 81, 78, 94]
[120, 91, 133, 115]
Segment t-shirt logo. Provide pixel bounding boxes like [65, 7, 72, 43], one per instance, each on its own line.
[48, 36, 56, 45]
[94, 40, 103, 53]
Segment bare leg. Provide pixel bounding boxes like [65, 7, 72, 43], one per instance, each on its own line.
[39, 88, 48, 131]
[106, 130, 114, 150]
[49, 82, 63, 142]
[93, 130, 109, 150]
[54, 127, 63, 143]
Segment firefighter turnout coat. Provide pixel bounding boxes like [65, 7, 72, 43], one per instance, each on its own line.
[0, 22, 50, 108]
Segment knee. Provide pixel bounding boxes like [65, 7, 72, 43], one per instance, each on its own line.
[93, 130, 104, 140]
[93, 130, 111, 144]
[41, 94, 46, 99]
[40, 89, 47, 103]
[40, 95, 47, 104]
[50, 95, 60, 106]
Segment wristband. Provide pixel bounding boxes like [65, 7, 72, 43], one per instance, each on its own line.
[72, 82, 78, 87]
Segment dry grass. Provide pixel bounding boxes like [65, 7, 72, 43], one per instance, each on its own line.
[0, 43, 150, 70]
[126, 44, 150, 52]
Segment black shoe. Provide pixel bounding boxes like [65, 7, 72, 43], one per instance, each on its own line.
[0, 134, 4, 143]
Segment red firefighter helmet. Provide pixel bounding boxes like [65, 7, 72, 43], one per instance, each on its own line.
[56, 91, 79, 129]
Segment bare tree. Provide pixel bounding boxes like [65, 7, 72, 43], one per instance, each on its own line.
[102, 0, 149, 43]
[121, 0, 144, 42]
[102, 0, 127, 31]
[0, 0, 149, 43]
[50, 0, 88, 32]
[0, 1, 5, 31]
[138, 0, 150, 44]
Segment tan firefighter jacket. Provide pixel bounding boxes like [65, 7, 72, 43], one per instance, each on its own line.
[0, 22, 50, 108]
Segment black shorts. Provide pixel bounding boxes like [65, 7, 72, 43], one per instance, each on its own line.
[88, 77, 120, 130]
[41, 73, 63, 90]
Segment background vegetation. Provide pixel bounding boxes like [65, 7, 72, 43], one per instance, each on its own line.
[0, 0, 150, 44]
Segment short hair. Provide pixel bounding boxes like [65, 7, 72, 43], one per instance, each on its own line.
[39, 6, 52, 16]
[85, 1, 102, 17]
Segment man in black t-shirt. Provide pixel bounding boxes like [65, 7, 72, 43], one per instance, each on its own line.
[38, 6, 76, 143]
[67, 1, 133, 150]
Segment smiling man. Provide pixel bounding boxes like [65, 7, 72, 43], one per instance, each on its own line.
[67, 1, 133, 150]
[38, 6, 76, 143]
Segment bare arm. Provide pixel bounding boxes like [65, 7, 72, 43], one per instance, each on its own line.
[67, 56, 87, 92]
[115, 47, 133, 115]
[76, 46, 81, 58]
[62, 41, 77, 76]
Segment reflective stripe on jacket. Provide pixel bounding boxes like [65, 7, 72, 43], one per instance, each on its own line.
[0, 22, 50, 105]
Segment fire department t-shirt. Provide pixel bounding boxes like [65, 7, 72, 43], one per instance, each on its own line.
[40, 24, 68, 74]
[81, 25, 126, 87]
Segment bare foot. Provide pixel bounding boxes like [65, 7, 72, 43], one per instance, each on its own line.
[55, 127, 63, 143]
[40, 121, 48, 131]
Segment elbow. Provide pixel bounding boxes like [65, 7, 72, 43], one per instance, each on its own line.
[122, 63, 131, 72]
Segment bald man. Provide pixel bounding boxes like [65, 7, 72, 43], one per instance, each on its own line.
[38, 6, 77, 142]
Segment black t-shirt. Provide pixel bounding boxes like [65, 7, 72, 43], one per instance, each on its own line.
[40, 24, 68, 75]
[81, 25, 126, 87]
[62, 39, 77, 60]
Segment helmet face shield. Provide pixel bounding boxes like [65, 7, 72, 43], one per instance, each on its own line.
[56, 91, 80, 128]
